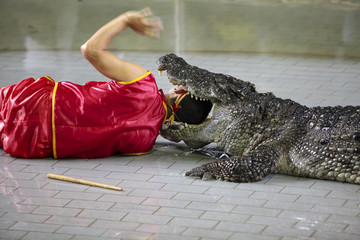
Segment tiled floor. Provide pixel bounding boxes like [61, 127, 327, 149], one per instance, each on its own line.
[0, 51, 360, 240]
[1, 0, 360, 239]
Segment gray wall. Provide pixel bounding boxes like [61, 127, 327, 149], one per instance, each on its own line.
[1, 0, 359, 57]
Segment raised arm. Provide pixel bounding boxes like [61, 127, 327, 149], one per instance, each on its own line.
[81, 8, 163, 82]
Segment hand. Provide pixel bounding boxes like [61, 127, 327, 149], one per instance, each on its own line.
[126, 8, 163, 38]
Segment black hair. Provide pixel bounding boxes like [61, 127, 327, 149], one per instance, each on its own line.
[174, 95, 213, 124]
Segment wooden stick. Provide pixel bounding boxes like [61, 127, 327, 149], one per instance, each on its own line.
[47, 173, 122, 191]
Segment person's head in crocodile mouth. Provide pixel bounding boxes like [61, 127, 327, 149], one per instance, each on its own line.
[164, 85, 213, 125]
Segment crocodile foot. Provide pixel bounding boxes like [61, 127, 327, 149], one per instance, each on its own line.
[185, 166, 215, 181]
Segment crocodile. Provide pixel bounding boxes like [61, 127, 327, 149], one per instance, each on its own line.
[157, 53, 360, 184]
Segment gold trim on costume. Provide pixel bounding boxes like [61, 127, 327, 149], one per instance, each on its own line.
[123, 151, 151, 156]
[34, 76, 54, 82]
[44, 76, 55, 82]
[174, 92, 188, 106]
[52, 82, 59, 159]
[117, 71, 151, 85]
[167, 92, 189, 125]
[162, 101, 168, 123]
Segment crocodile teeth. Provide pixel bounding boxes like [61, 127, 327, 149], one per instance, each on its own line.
[187, 90, 209, 102]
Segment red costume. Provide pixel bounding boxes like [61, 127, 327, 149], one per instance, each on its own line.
[0, 71, 166, 158]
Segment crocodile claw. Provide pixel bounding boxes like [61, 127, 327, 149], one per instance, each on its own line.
[185, 166, 215, 181]
[202, 172, 216, 181]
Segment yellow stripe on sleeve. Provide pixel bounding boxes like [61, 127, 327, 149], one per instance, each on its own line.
[117, 71, 151, 85]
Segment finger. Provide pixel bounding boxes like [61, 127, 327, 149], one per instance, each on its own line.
[144, 29, 161, 39]
[142, 17, 163, 29]
[149, 17, 163, 30]
[141, 7, 153, 17]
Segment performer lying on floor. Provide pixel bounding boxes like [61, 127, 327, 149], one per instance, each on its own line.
[0, 8, 212, 158]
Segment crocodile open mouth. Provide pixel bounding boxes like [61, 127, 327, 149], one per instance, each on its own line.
[157, 69, 213, 128]
[158, 69, 210, 102]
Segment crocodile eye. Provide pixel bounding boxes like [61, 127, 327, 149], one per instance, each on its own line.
[322, 127, 329, 132]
